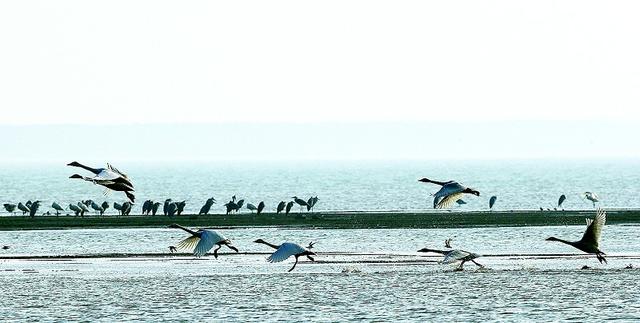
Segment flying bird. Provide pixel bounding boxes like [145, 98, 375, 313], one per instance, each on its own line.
[418, 247, 483, 270]
[169, 223, 238, 258]
[254, 239, 316, 272]
[546, 208, 607, 264]
[67, 161, 135, 202]
[418, 178, 480, 209]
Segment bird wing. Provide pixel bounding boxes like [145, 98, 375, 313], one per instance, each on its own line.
[192, 230, 224, 257]
[267, 243, 306, 263]
[581, 209, 606, 246]
[107, 163, 129, 179]
[436, 192, 465, 209]
[440, 250, 471, 264]
[176, 236, 201, 252]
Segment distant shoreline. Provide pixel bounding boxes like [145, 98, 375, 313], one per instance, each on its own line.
[0, 210, 639, 231]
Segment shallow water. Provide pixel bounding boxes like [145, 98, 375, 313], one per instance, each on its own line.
[1, 226, 639, 321]
[1, 159, 639, 215]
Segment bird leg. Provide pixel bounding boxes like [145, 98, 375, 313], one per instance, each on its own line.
[226, 244, 239, 253]
[213, 244, 222, 259]
[596, 253, 607, 264]
[471, 259, 484, 268]
[288, 256, 299, 272]
[307, 255, 315, 262]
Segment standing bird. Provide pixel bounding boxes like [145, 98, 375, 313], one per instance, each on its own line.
[583, 192, 599, 208]
[175, 201, 186, 216]
[166, 202, 178, 217]
[285, 201, 294, 215]
[489, 196, 497, 210]
[199, 198, 216, 215]
[69, 204, 82, 216]
[168, 223, 238, 258]
[17, 202, 30, 215]
[29, 201, 41, 217]
[235, 199, 245, 213]
[546, 208, 607, 264]
[101, 201, 110, 214]
[254, 239, 316, 272]
[113, 202, 123, 215]
[292, 196, 308, 212]
[257, 201, 265, 215]
[163, 199, 172, 216]
[151, 202, 161, 216]
[67, 161, 135, 202]
[444, 238, 453, 248]
[558, 194, 567, 209]
[224, 201, 237, 215]
[121, 202, 133, 216]
[246, 203, 258, 213]
[51, 202, 64, 216]
[91, 201, 105, 215]
[77, 202, 90, 216]
[418, 247, 483, 270]
[418, 178, 480, 209]
[142, 200, 153, 215]
[276, 201, 286, 214]
[4, 203, 17, 215]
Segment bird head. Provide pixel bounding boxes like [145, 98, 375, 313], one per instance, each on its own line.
[545, 237, 559, 242]
[463, 188, 480, 196]
[69, 174, 83, 179]
[418, 178, 430, 183]
[67, 161, 81, 167]
[167, 223, 180, 229]
[253, 239, 266, 244]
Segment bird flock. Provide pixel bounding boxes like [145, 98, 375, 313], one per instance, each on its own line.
[0, 163, 618, 272]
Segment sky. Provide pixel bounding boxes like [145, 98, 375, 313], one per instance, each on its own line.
[1, 1, 639, 161]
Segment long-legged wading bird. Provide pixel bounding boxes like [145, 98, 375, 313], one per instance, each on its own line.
[51, 202, 64, 215]
[101, 201, 110, 214]
[558, 194, 567, 209]
[91, 201, 105, 215]
[246, 203, 258, 213]
[583, 192, 599, 208]
[151, 202, 161, 215]
[418, 178, 480, 209]
[285, 201, 294, 215]
[199, 198, 216, 215]
[69, 204, 82, 216]
[113, 202, 123, 215]
[235, 199, 244, 213]
[121, 202, 133, 216]
[254, 239, 316, 272]
[175, 201, 186, 216]
[546, 208, 607, 264]
[489, 196, 497, 210]
[67, 161, 134, 202]
[142, 200, 153, 215]
[163, 199, 172, 216]
[418, 247, 483, 270]
[292, 196, 308, 212]
[18, 202, 29, 215]
[29, 201, 41, 217]
[169, 223, 238, 258]
[224, 201, 237, 215]
[77, 202, 90, 216]
[4, 204, 17, 215]
[257, 201, 265, 215]
[276, 201, 286, 214]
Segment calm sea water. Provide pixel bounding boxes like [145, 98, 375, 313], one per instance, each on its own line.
[0, 159, 638, 215]
[1, 226, 639, 321]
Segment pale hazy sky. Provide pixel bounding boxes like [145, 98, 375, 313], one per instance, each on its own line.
[1, 1, 639, 160]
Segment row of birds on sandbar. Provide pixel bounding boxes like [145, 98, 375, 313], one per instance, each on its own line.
[166, 207, 609, 272]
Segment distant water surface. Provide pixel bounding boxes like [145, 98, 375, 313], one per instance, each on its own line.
[0, 159, 638, 215]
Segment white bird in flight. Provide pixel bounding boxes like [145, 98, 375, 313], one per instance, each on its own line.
[254, 239, 316, 272]
[418, 178, 480, 209]
[418, 247, 483, 270]
[169, 223, 238, 258]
